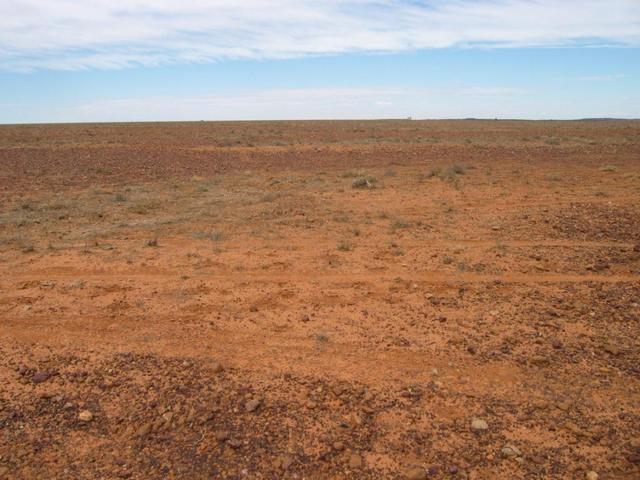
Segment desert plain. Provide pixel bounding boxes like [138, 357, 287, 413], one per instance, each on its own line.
[0, 119, 639, 479]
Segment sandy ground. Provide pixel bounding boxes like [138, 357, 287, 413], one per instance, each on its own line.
[0, 120, 639, 479]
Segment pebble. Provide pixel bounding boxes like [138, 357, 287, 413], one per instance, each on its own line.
[78, 410, 93, 422]
[245, 398, 261, 413]
[471, 418, 488, 432]
[404, 466, 427, 480]
[603, 344, 620, 356]
[211, 362, 224, 374]
[348, 453, 363, 469]
[282, 455, 294, 470]
[501, 444, 521, 458]
[32, 371, 51, 384]
[585, 472, 599, 480]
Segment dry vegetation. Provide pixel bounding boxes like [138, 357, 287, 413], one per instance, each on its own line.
[0, 120, 639, 479]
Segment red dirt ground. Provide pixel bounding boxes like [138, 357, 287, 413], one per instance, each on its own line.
[0, 120, 639, 479]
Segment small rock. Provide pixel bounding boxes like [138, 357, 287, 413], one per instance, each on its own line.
[281, 455, 294, 470]
[501, 444, 521, 458]
[471, 418, 488, 432]
[348, 453, 363, 469]
[0, 466, 9, 477]
[333, 441, 344, 451]
[215, 431, 229, 442]
[211, 362, 224, 373]
[32, 371, 51, 384]
[585, 472, 599, 480]
[162, 412, 173, 422]
[603, 344, 620, 356]
[137, 422, 152, 437]
[404, 466, 427, 480]
[245, 398, 261, 413]
[551, 339, 563, 349]
[467, 345, 477, 355]
[427, 465, 440, 475]
[249, 305, 258, 312]
[530, 355, 549, 366]
[227, 438, 242, 449]
[301, 314, 310, 322]
[448, 465, 459, 474]
[78, 410, 93, 422]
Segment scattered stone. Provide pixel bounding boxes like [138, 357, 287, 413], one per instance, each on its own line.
[471, 418, 488, 432]
[552, 339, 563, 349]
[162, 412, 173, 423]
[245, 398, 261, 413]
[627, 447, 640, 464]
[530, 454, 546, 465]
[427, 465, 440, 475]
[78, 410, 93, 422]
[603, 344, 620, 356]
[137, 422, 152, 437]
[448, 465, 459, 474]
[530, 355, 549, 366]
[348, 453, 363, 469]
[585, 472, 599, 480]
[227, 438, 242, 449]
[501, 444, 522, 458]
[211, 362, 224, 373]
[301, 314, 310, 322]
[467, 345, 477, 355]
[404, 466, 427, 480]
[281, 455, 294, 470]
[32, 371, 51, 384]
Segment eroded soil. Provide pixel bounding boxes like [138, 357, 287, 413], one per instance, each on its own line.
[1, 120, 639, 479]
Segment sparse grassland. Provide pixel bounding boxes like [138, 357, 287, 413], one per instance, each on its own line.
[0, 119, 639, 479]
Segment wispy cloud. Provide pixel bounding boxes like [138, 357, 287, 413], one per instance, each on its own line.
[1, 1, 639, 71]
[574, 73, 629, 81]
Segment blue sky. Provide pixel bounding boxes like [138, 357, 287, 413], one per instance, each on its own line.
[1, 1, 639, 123]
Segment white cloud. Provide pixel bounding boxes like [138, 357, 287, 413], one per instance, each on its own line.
[1, 0, 639, 71]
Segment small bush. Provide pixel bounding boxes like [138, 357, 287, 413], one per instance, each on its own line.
[599, 164, 618, 172]
[337, 240, 352, 252]
[146, 236, 159, 247]
[352, 176, 377, 189]
[391, 218, 411, 230]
